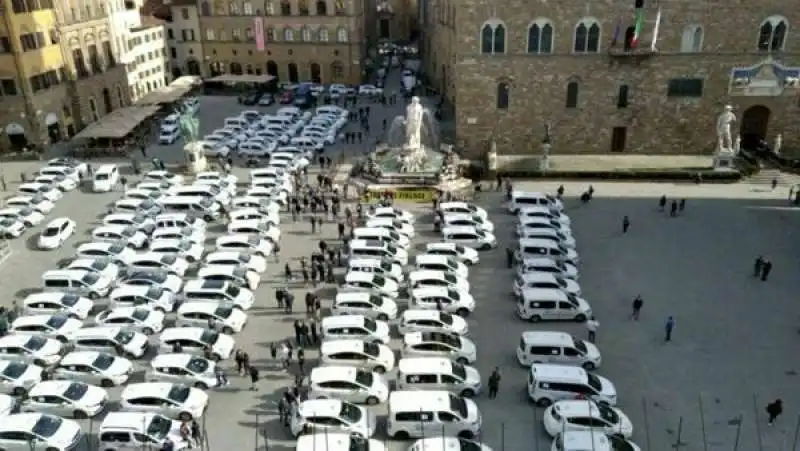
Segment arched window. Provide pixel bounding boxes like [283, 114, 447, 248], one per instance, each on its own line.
[479, 19, 505, 54]
[246, 64, 254, 74]
[229, 1, 240, 14]
[758, 16, 788, 51]
[574, 19, 600, 53]
[88, 97, 99, 121]
[230, 62, 243, 74]
[496, 82, 510, 109]
[298, 0, 309, 14]
[200, 1, 211, 15]
[565, 81, 579, 108]
[319, 27, 329, 41]
[301, 27, 312, 41]
[680, 25, 703, 52]
[336, 27, 348, 42]
[266, 27, 275, 41]
[331, 60, 344, 79]
[316, 0, 327, 15]
[116, 84, 124, 107]
[280, 0, 291, 14]
[265, 1, 274, 15]
[527, 19, 553, 54]
[284, 28, 295, 41]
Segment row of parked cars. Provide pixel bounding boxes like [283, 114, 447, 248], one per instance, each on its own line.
[506, 191, 642, 451]
[280, 203, 501, 449]
[0, 159, 299, 450]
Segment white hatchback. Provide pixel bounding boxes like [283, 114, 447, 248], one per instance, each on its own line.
[398, 310, 469, 336]
[175, 302, 248, 333]
[21, 380, 108, 418]
[52, 351, 133, 387]
[290, 399, 376, 438]
[306, 366, 390, 405]
[121, 382, 209, 420]
[37, 217, 76, 250]
[94, 307, 166, 335]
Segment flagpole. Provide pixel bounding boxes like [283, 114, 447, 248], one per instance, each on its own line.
[650, 7, 662, 52]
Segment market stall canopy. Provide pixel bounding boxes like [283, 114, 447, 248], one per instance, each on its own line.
[135, 76, 202, 106]
[207, 74, 276, 83]
[73, 105, 160, 139]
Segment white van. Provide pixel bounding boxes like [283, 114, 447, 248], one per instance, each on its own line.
[172, 184, 230, 206]
[42, 269, 113, 300]
[516, 288, 592, 322]
[160, 114, 180, 132]
[396, 357, 482, 397]
[160, 196, 221, 222]
[553, 431, 642, 451]
[527, 364, 617, 407]
[224, 117, 249, 129]
[349, 239, 408, 266]
[158, 127, 180, 145]
[507, 191, 563, 214]
[386, 391, 482, 440]
[353, 227, 410, 248]
[154, 213, 207, 231]
[92, 164, 119, 192]
[516, 331, 602, 370]
[515, 238, 579, 264]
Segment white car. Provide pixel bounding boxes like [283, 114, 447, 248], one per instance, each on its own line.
[37, 217, 76, 250]
[122, 270, 184, 294]
[22, 292, 93, 320]
[516, 257, 579, 281]
[229, 208, 280, 226]
[0, 361, 44, 396]
[0, 413, 83, 451]
[10, 314, 83, 342]
[0, 334, 63, 366]
[95, 307, 166, 335]
[342, 272, 400, 298]
[109, 285, 177, 313]
[364, 218, 415, 239]
[367, 207, 415, 224]
[409, 287, 476, 317]
[158, 327, 235, 361]
[519, 207, 572, 226]
[397, 310, 469, 336]
[320, 339, 395, 374]
[47, 158, 88, 177]
[197, 265, 260, 291]
[401, 331, 478, 364]
[146, 353, 219, 389]
[231, 196, 281, 216]
[144, 170, 184, 186]
[0, 207, 44, 227]
[553, 431, 642, 451]
[438, 202, 489, 220]
[227, 219, 281, 243]
[0, 217, 25, 238]
[358, 84, 383, 95]
[215, 234, 273, 258]
[75, 241, 136, 266]
[113, 198, 163, 216]
[332, 292, 398, 321]
[102, 212, 157, 232]
[21, 380, 108, 418]
[150, 238, 204, 263]
[290, 399, 376, 438]
[513, 272, 581, 298]
[414, 254, 469, 279]
[238, 141, 274, 157]
[128, 252, 190, 276]
[175, 302, 248, 333]
[195, 171, 238, 188]
[5, 195, 55, 214]
[543, 400, 633, 438]
[52, 351, 133, 387]
[408, 270, 470, 292]
[347, 258, 404, 283]
[33, 174, 78, 191]
[152, 226, 206, 244]
[17, 182, 62, 202]
[204, 251, 267, 273]
[121, 382, 209, 420]
[443, 213, 495, 233]
[65, 258, 122, 281]
[91, 225, 149, 249]
[441, 226, 497, 251]
[321, 315, 391, 344]
[125, 188, 165, 203]
[307, 366, 390, 405]
[136, 181, 176, 194]
[424, 242, 480, 265]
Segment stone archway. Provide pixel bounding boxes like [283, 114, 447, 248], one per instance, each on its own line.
[740, 105, 770, 150]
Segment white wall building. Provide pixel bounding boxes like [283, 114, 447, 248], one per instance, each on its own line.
[106, 0, 170, 102]
[165, 0, 205, 78]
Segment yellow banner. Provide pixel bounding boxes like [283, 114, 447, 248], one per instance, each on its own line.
[361, 187, 435, 203]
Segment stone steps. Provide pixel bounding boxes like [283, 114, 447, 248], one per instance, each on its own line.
[747, 169, 800, 186]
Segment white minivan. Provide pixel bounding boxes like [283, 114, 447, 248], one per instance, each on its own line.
[516, 288, 592, 323]
[516, 331, 602, 370]
[395, 357, 482, 397]
[527, 364, 618, 407]
[353, 226, 411, 248]
[386, 391, 482, 440]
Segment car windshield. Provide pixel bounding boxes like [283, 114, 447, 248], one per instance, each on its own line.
[146, 286, 164, 300]
[446, 258, 459, 269]
[186, 357, 209, 373]
[32, 415, 63, 438]
[108, 243, 125, 254]
[62, 381, 89, 401]
[42, 226, 60, 237]
[178, 240, 192, 251]
[0, 218, 15, 227]
[59, 294, 79, 306]
[95, 174, 109, 180]
[167, 384, 191, 403]
[90, 259, 110, 271]
[131, 309, 151, 321]
[427, 332, 460, 348]
[443, 273, 457, 284]
[354, 369, 373, 387]
[454, 245, 465, 254]
[45, 315, 68, 329]
[555, 277, 567, 288]
[199, 198, 213, 208]
[573, 339, 587, 354]
[339, 402, 362, 423]
[122, 227, 137, 237]
[362, 318, 378, 332]
[386, 244, 397, 254]
[225, 285, 241, 298]
[451, 362, 467, 380]
[372, 275, 386, 287]
[81, 272, 100, 285]
[247, 235, 261, 246]
[349, 436, 370, 451]
[92, 353, 115, 370]
[200, 330, 219, 345]
[362, 342, 379, 357]
[368, 295, 384, 307]
[114, 330, 135, 344]
[1, 362, 27, 379]
[608, 434, 634, 451]
[448, 393, 468, 418]
[458, 439, 481, 451]
[586, 373, 603, 391]
[24, 335, 47, 350]
[161, 254, 177, 265]
[447, 289, 461, 301]
[475, 230, 487, 238]
[213, 306, 233, 319]
[147, 415, 172, 440]
[379, 261, 392, 272]
[237, 253, 251, 263]
[438, 312, 454, 325]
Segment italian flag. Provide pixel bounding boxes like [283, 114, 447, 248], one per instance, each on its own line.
[630, 8, 644, 48]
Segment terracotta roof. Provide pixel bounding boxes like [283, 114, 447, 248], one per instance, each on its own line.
[141, 0, 172, 20]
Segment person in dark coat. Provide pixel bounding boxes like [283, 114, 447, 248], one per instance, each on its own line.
[761, 260, 773, 281]
[767, 399, 783, 425]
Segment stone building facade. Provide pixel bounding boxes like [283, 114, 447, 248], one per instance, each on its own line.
[196, 0, 366, 84]
[422, 0, 800, 163]
[165, 0, 206, 77]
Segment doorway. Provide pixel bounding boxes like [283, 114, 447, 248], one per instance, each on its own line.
[610, 127, 627, 152]
[379, 19, 390, 39]
[310, 63, 321, 83]
[266, 60, 279, 80]
[740, 105, 770, 150]
[288, 63, 299, 83]
[102, 88, 113, 114]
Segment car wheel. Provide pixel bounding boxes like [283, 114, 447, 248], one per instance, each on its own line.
[460, 389, 475, 398]
[194, 382, 209, 390]
[374, 366, 386, 374]
[366, 396, 379, 406]
[529, 315, 542, 323]
[458, 431, 475, 439]
[12, 387, 27, 397]
[574, 314, 587, 322]
[211, 353, 222, 362]
[142, 327, 155, 335]
[73, 410, 88, 419]
[179, 411, 193, 421]
[456, 357, 468, 365]
[222, 326, 234, 334]
[536, 398, 552, 407]
[392, 431, 410, 440]
[101, 379, 114, 388]
[582, 362, 596, 371]
[456, 308, 469, 317]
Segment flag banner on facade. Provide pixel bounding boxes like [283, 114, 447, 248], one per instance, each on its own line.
[254, 17, 265, 51]
[611, 19, 621, 47]
[650, 7, 662, 51]
[631, 8, 644, 47]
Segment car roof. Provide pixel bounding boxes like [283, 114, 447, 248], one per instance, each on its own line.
[0, 413, 52, 431]
[100, 412, 160, 432]
[426, 242, 456, 250]
[521, 331, 574, 345]
[160, 327, 205, 341]
[530, 363, 587, 381]
[12, 314, 62, 327]
[344, 271, 376, 282]
[408, 270, 449, 279]
[178, 302, 222, 314]
[518, 238, 561, 247]
[29, 380, 83, 397]
[297, 399, 345, 418]
[320, 339, 365, 354]
[388, 390, 451, 410]
[61, 351, 106, 365]
[519, 257, 559, 266]
[416, 254, 452, 263]
[441, 225, 481, 234]
[518, 272, 558, 282]
[334, 292, 375, 303]
[112, 285, 152, 296]
[121, 382, 181, 400]
[401, 309, 443, 320]
[310, 366, 357, 383]
[44, 217, 71, 228]
[321, 315, 367, 328]
[151, 353, 194, 366]
[70, 326, 122, 339]
[23, 292, 82, 304]
[520, 287, 569, 300]
[397, 357, 453, 373]
[552, 400, 604, 417]
[560, 430, 612, 449]
[410, 286, 450, 296]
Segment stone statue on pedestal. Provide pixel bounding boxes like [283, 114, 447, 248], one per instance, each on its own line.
[734, 135, 741, 153]
[774, 134, 783, 155]
[716, 105, 736, 153]
[486, 139, 497, 172]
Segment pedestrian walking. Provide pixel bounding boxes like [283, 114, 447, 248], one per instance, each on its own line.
[270, 342, 278, 361]
[658, 195, 667, 211]
[772, 178, 778, 190]
[248, 365, 260, 391]
[670, 200, 678, 217]
[297, 347, 305, 374]
[631, 295, 643, 320]
[215, 366, 229, 386]
[234, 350, 245, 375]
[488, 367, 501, 399]
[278, 396, 289, 425]
[505, 247, 514, 268]
[761, 259, 773, 281]
[586, 316, 599, 343]
[309, 319, 319, 344]
[622, 216, 630, 233]
[664, 316, 675, 342]
[753, 256, 764, 277]
[280, 343, 290, 369]
[766, 399, 783, 425]
[679, 199, 686, 212]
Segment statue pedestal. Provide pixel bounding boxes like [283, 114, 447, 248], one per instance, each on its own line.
[713, 151, 736, 171]
[539, 156, 551, 171]
[183, 142, 209, 175]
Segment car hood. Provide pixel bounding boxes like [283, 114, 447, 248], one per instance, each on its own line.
[464, 365, 481, 386]
[109, 357, 134, 375]
[377, 345, 395, 370]
[597, 375, 618, 400]
[374, 321, 390, 339]
[382, 278, 399, 293]
[82, 384, 109, 406]
[459, 337, 477, 358]
[450, 315, 469, 335]
[228, 308, 248, 326]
